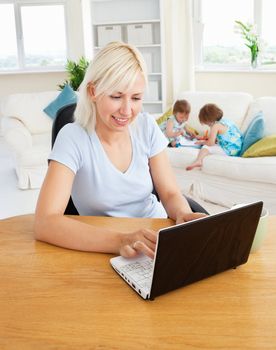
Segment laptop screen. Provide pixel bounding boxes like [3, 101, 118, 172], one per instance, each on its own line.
[150, 201, 263, 299]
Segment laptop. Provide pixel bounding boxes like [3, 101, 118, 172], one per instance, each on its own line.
[110, 201, 263, 300]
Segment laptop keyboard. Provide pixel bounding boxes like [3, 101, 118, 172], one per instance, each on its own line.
[120, 259, 153, 290]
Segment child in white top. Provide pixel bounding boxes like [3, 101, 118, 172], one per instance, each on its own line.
[160, 100, 194, 147]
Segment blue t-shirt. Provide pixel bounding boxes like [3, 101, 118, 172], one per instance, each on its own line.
[49, 112, 169, 218]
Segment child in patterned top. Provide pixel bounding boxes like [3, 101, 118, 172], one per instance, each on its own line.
[186, 103, 243, 171]
[160, 100, 196, 147]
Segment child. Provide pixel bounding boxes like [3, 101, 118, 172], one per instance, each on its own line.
[160, 100, 194, 147]
[186, 103, 243, 171]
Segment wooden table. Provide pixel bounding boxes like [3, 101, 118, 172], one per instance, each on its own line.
[0, 215, 276, 349]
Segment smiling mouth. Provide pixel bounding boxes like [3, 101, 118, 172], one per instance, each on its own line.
[112, 115, 130, 126]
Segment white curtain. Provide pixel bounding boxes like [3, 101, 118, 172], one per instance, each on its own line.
[162, 0, 195, 107]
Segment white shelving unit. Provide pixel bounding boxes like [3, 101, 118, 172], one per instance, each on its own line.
[88, 0, 165, 115]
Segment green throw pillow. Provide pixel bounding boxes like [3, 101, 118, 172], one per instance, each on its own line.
[242, 134, 276, 157]
[156, 108, 173, 125]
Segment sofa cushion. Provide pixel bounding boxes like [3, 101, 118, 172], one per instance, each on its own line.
[241, 97, 276, 135]
[166, 147, 199, 168]
[240, 111, 265, 155]
[1, 91, 59, 134]
[242, 134, 276, 157]
[177, 91, 253, 134]
[202, 154, 276, 185]
[43, 84, 77, 119]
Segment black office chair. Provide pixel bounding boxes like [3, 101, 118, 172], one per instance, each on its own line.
[51, 103, 77, 148]
[51, 103, 78, 215]
[51, 104, 209, 215]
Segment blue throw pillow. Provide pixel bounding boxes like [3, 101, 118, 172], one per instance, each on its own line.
[240, 111, 265, 155]
[43, 84, 77, 119]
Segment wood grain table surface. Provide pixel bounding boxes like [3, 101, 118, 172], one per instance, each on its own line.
[0, 214, 275, 349]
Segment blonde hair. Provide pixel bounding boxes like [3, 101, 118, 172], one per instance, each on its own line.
[74, 41, 148, 132]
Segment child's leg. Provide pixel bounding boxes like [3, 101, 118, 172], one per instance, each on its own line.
[186, 148, 210, 170]
[186, 144, 226, 171]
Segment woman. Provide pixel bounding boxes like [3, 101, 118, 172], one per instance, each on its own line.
[34, 42, 205, 259]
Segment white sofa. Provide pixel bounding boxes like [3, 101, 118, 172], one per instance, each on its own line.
[165, 92, 276, 214]
[0, 91, 59, 189]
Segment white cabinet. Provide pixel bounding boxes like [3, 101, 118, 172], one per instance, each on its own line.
[88, 0, 165, 114]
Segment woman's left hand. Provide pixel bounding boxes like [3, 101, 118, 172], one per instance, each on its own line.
[175, 212, 207, 225]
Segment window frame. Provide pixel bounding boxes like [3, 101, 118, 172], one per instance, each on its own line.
[0, 0, 69, 72]
[193, 0, 276, 71]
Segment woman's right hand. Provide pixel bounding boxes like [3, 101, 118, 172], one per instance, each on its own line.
[119, 229, 158, 259]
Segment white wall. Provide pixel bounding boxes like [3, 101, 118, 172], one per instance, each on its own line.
[0, 71, 67, 97]
[195, 71, 276, 98]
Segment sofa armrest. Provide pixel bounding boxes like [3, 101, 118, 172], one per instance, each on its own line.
[1, 116, 32, 153]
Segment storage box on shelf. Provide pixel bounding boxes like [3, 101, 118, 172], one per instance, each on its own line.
[97, 25, 122, 47]
[127, 23, 153, 45]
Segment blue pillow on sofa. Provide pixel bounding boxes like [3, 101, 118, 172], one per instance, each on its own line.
[43, 84, 77, 120]
[240, 111, 265, 155]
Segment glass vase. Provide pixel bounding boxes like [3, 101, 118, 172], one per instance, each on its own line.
[251, 54, 258, 69]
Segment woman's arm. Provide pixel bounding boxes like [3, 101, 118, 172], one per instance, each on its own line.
[165, 119, 183, 138]
[149, 151, 207, 224]
[34, 161, 157, 258]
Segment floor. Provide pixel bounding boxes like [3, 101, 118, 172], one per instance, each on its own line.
[0, 136, 226, 220]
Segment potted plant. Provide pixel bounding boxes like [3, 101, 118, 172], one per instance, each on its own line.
[58, 57, 89, 91]
[235, 20, 260, 68]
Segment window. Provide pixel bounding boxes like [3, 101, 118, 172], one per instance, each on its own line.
[193, 0, 276, 69]
[0, 4, 18, 70]
[0, 0, 67, 71]
[261, 0, 276, 68]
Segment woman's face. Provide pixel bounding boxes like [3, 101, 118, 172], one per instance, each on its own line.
[89, 73, 145, 132]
